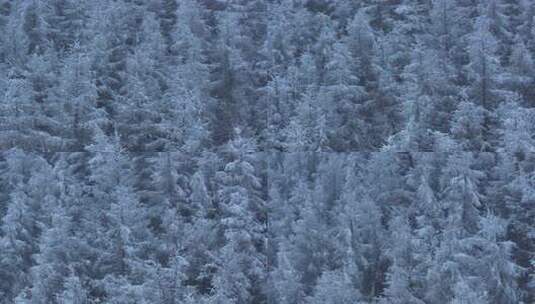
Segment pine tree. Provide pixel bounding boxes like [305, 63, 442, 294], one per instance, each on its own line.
[409, 154, 444, 297]
[53, 43, 102, 150]
[464, 15, 504, 150]
[502, 154, 535, 303]
[22, 1, 48, 55]
[268, 248, 305, 304]
[451, 100, 488, 151]
[43, 0, 89, 53]
[56, 270, 88, 304]
[152, 0, 178, 49]
[506, 38, 535, 106]
[27, 204, 74, 303]
[2, 3, 29, 69]
[91, 1, 137, 127]
[210, 134, 267, 304]
[0, 74, 33, 150]
[346, 10, 402, 149]
[208, 12, 244, 146]
[0, 150, 55, 302]
[343, 164, 387, 300]
[497, 101, 535, 153]
[0, 1, 17, 51]
[307, 269, 360, 304]
[381, 213, 425, 304]
[451, 279, 488, 304]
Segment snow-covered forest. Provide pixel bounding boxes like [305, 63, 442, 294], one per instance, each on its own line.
[0, 0, 534, 303]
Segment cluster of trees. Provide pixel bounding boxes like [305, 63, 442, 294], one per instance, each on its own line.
[0, 138, 268, 303]
[0, 0, 534, 303]
[1, 150, 533, 303]
[268, 152, 534, 303]
[0, 0, 534, 152]
[264, 0, 535, 151]
[0, 0, 268, 152]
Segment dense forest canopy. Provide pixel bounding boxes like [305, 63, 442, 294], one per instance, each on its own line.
[0, 0, 534, 303]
